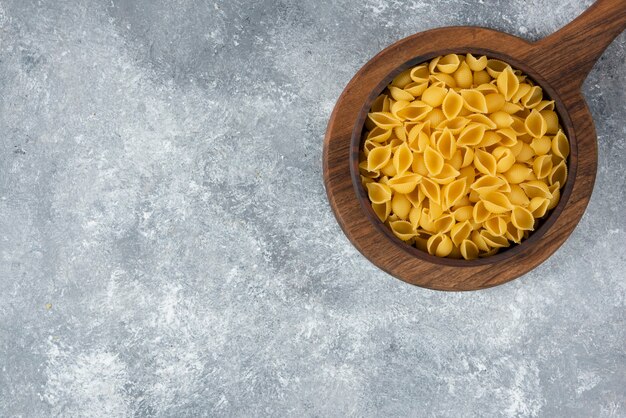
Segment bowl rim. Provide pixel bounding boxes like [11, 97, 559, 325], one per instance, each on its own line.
[348, 47, 577, 267]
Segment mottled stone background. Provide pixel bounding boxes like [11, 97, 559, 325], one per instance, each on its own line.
[0, 0, 624, 416]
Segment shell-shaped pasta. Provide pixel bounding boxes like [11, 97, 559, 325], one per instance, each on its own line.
[497, 66, 520, 101]
[476, 83, 499, 94]
[428, 201, 444, 220]
[437, 54, 461, 74]
[367, 126, 393, 143]
[470, 175, 506, 195]
[525, 109, 548, 138]
[547, 182, 561, 210]
[372, 200, 391, 222]
[486, 59, 508, 78]
[433, 214, 455, 234]
[367, 182, 392, 204]
[551, 130, 570, 159]
[393, 142, 413, 175]
[436, 116, 470, 134]
[516, 143, 535, 163]
[409, 206, 422, 228]
[381, 160, 397, 177]
[363, 139, 380, 157]
[410, 65, 430, 83]
[368, 112, 402, 129]
[489, 111, 514, 129]
[480, 230, 510, 248]
[387, 173, 422, 194]
[453, 206, 474, 222]
[389, 220, 416, 241]
[503, 163, 532, 184]
[466, 53, 488, 71]
[528, 197, 550, 218]
[473, 70, 491, 86]
[509, 140, 524, 157]
[493, 147, 516, 173]
[424, 108, 447, 127]
[408, 127, 430, 153]
[510, 117, 529, 136]
[424, 146, 445, 176]
[449, 150, 463, 171]
[442, 89, 464, 120]
[430, 73, 457, 88]
[390, 100, 411, 118]
[507, 184, 530, 206]
[405, 186, 424, 207]
[484, 94, 506, 113]
[474, 149, 497, 176]
[511, 206, 534, 230]
[530, 136, 552, 155]
[443, 178, 467, 208]
[533, 155, 553, 179]
[511, 83, 532, 103]
[479, 131, 502, 148]
[466, 114, 497, 130]
[453, 61, 473, 88]
[460, 147, 475, 168]
[457, 123, 486, 146]
[535, 100, 555, 112]
[396, 102, 433, 121]
[461, 89, 488, 113]
[520, 180, 552, 199]
[505, 222, 525, 243]
[540, 110, 559, 134]
[359, 160, 379, 179]
[436, 128, 457, 159]
[473, 200, 491, 223]
[389, 86, 414, 102]
[549, 160, 568, 186]
[367, 144, 392, 171]
[411, 152, 428, 176]
[481, 191, 513, 214]
[427, 233, 454, 257]
[431, 164, 460, 185]
[484, 216, 508, 236]
[501, 102, 524, 114]
[419, 177, 441, 205]
[391, 69, 413, 89]
[422, 85, 448, 107]
[447, 221, 470, 247]
[470, 229, 490, 251]
[391, 193, 412, 220]
[404, 81, 429, 97]
[521, 86, 543, 108]
[370, 94, 388, 113]
[459, 239, 480, 260]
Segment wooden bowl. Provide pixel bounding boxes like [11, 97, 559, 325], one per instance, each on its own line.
[323, 0, 626, 290]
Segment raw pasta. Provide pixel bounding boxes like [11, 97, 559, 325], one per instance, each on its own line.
[359, 54, 570, 259]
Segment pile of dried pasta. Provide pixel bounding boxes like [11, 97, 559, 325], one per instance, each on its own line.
[359, 54, 569, 260]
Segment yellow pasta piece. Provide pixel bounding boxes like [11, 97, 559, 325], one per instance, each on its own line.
[443, 178, 467, 208]
[521, 86, 543, 108]
[437, 54, 461, 74]
[431, 163, 460, 185]
[389, 86, 414, 102]
[525, 109, 548, 138]
[372, 201, 391, 222]
[422, 85, 448, 107]
[424, 146, 445, 176]
[460, 239, 480, 260]
[505, 222, 525, 243]
[516, 143, 535, 163]
[367, 126, 393, 143]
[461, 89, 488, 113]
[453, 61, 473, 88]
[436, 116, 469, 133]
[493, 147, 516, 173]
[450, 220, 472, 246]
[457, 123, 486, 146]
[530, 136, 552, 155]
[549, 160, 568, 186]
[489, 111, 514, 129]
[436, 128, 457, 159]
[466, 54, 488, 71]
[419, 177, 441, 205]
[396, 102, 433, 121]
[391, 69, 413, 89]
[393, 142, 413, 175]
[480, 230, 510, 248]
[433, 214, 455, 234]
[473, 200, 491, 223]
[453, 206, 474, 222]
[387, 173, 422, 194]
[533, 155, 553, 179]
[528, 197, 550, 218]
[404, 81, 429, 97]
[551, 130, 570, 159]
[368, 112, 402, 129]
[389, 220, 416, 241]
[486, 59, 508, 78]
[466, 114, 497, 130]
[410, 65, 430, 83]
[470, 175, 506, 195]
[473, 70, 491, 86]
[541, 110, 559, 134]
[520, 181, 552, 199]
[427, 233, 454, 257]
[474, 149, 498, 176]
[424, 108, 447, 127]
[367, 182, 392, 204]
[484, 216, 508, 236]
[481, 191, 513, 214]
[442, 89, 464, 120]
[391, 193, 412, 220]
[507, 184, 530, 206]
[511, 83, 532, 104]
[511, 206, 534, 230]
[497, 66, 520, 101]
[367, 145, 392, 171]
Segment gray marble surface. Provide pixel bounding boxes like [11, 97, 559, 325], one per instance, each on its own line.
[0, 0, 624, 416]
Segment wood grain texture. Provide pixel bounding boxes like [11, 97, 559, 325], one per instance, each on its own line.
[323, 0, 626, 291]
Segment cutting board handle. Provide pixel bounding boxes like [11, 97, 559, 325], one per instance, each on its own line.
[528, 0, 626, 93]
